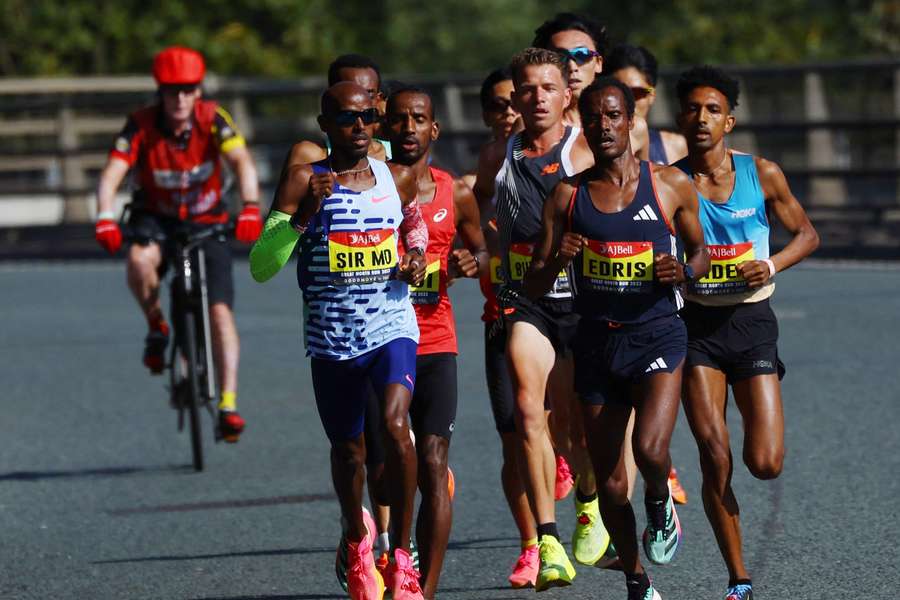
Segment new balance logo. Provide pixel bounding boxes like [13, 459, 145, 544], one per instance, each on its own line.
[633, 205, 658, 221]
[645, 357, 668, 372]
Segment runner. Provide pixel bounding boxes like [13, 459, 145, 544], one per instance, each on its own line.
[473, 47, 606, 590]
[94, 46, 261, 442]
[384, 84, 489, 599]
[533, 13, 648, 157]
[250, 81, 428, 600]
[287, 54, 392, 166]
[471, 66, 545, 588]
[524, 77, 709, 600]
[607, 44, 688, 165]
[673, 66, 819, 600]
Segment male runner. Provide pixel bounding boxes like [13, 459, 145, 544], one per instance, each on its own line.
[673, 66, 818, 600]
[471, 67, 544, 588]
[95, 46, 261, 441]
[525, 78, 709, 600]
[607, 44, 688, 165]
[473, 48, 605, 590]
[288, 54, 392, 165]
[250, 81, 428, 600]
[384, 84, 489, 599]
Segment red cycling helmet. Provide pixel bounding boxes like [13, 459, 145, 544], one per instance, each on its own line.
[153, 46, 206, 86]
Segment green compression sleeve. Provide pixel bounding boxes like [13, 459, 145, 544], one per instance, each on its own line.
[249, 210, 300, 283]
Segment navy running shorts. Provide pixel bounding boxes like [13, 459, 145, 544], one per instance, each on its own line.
[575, 315, 687, 406]
[311, 337, 417, 443]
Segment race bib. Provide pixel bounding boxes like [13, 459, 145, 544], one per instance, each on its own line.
[508, 243, 571, 298]
[689, 242, 754, 295]
[410, 254, 442, 305]
[489, 256, 503, 285]
[328, 229, 397, 285]
[582, 240, 653, 293]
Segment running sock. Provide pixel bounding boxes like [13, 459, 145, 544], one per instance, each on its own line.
[218, 390, 237, 412]
[575, 488, 598, 504]
[729, 578, 752, 588]
[521, 536, 538, 550]
[537, 522, 560, 541]
[625, 571, 651, 595]
[376, 532, 390, 554]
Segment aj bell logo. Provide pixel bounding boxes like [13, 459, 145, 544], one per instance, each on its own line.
[433, 208, 448, 222]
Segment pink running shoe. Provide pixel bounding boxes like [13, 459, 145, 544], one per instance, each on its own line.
[508, 544, 539, 588]
[554, 454, 574, 501]
[387, 547, 423, 600]
[346, 511, 384, 600]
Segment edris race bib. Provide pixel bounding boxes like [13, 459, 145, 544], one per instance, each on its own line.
[581, 240, 653, 293]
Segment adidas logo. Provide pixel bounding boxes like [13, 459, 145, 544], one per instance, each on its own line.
[645, 357, 668, 372]
[633, 204, 658, 221]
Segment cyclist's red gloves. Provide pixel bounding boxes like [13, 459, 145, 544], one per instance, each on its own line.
[95, 219, 122, 254]
[235, 203, 263, 243]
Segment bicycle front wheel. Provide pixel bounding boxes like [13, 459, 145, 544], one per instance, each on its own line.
[180, 310, 205, 472]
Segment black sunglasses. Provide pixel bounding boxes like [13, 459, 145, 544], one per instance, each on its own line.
[554, 46, 601, 66]
[485, 97, 513, 112]
[331, 108, 380, 126]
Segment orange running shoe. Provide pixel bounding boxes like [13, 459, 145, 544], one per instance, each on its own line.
[346, 518, 384, 600]
[554, 454, 574, 501]
[669, 467, 688, 505]
[448, 467, 456, 501]
[508, 543, 539, 588]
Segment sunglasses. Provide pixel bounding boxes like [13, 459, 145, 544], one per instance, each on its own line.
[485, 97, 513, 112]
[160, 84, 200, 96]
[630, 86, 655, 100]
[555, 46, 601, 66]
[331, 108, 380, 126]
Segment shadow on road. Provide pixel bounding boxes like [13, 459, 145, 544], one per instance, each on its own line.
[189, 595, 345, 600]
[106, 493, 336, 516]
[93, 546, 332, 565]
[0, 464, 192, 482]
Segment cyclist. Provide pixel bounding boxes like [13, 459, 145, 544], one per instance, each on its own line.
[94, 46, 262, 442]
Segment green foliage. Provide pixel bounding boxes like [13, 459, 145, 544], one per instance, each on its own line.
[0, 0, 894, 78]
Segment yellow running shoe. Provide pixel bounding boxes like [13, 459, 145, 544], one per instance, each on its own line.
[572, 494, 610, 565]
[535, 535, 576, 591]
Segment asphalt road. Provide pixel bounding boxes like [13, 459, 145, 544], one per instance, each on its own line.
[1, 260, 897, 600]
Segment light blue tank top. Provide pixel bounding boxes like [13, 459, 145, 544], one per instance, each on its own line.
[296, 158, 418, 359]
[674, 153, 770, 297]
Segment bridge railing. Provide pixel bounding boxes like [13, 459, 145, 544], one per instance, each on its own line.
[1, 59, 898, 257]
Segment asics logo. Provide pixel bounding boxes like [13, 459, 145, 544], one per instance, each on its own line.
[645, 357, 668, 372]
[633, 204, 659, 221]
[372, 195, 391, 203]
[433, 208, 448, 222]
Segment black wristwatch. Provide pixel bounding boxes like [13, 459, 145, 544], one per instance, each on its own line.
[681, 262, 695, 282]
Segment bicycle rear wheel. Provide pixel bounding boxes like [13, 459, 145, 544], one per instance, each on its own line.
[181, 310, 205, 472]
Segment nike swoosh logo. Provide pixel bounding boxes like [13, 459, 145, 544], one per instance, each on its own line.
[372, 195, 391, 203]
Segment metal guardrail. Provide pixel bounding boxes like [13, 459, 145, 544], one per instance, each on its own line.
[0, 60, 898, 256]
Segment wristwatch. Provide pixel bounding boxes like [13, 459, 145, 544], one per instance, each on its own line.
[408, 247, 425, 257]
[681, 262, 695, 282]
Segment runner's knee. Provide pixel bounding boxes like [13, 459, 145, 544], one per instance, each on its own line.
[744, 447, 783, 480]
[332, 439, 366, 470]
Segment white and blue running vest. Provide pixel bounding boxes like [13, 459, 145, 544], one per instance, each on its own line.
[296, 158, 418, 359]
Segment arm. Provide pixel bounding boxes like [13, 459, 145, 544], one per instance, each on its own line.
[96, 157, 130, 217]
[740, 157, 819, 286]
[631, 114, 649, 162]
[654, 166, 710, 284]
[388, 163, 427, 285]
[449, 178, 489, 278]
[472, 139, 505, 219]
[223, 145, 260, 204]
[248, 162, 320, 282]
[523, 180, 583, 299]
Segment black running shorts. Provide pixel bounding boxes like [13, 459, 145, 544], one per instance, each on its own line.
[503, 294, 579, 356]
[575, 315, 687, 406]
[410, 352, 458, 440]
[681, 298, 785, 383]
[128, 210, 234, 308]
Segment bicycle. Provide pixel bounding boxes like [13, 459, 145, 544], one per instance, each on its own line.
[121, 204, 234, 471]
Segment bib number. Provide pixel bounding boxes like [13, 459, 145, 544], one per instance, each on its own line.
[410, 254, 442, 305]
[328, 229, 397, 285]
[581, 240, 653, 293]
[508, 243, 571, 298]
[689, 242, 754, 295]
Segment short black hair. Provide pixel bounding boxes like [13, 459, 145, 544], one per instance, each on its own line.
[480, 67, 513, 111]
[509, 47, 569, 87]
[604, 44, 658, 87]
[676, 65, 740, 110]
[386, 84, 435, 119]
[532, 12, 608, 57]
[327, 54, 381, 87]
[578, 77, 635, 120]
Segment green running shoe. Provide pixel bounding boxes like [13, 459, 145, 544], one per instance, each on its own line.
[535, 534, 576, 591]
[642, 494, 682, 565]
[571, 494, 610, 565]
